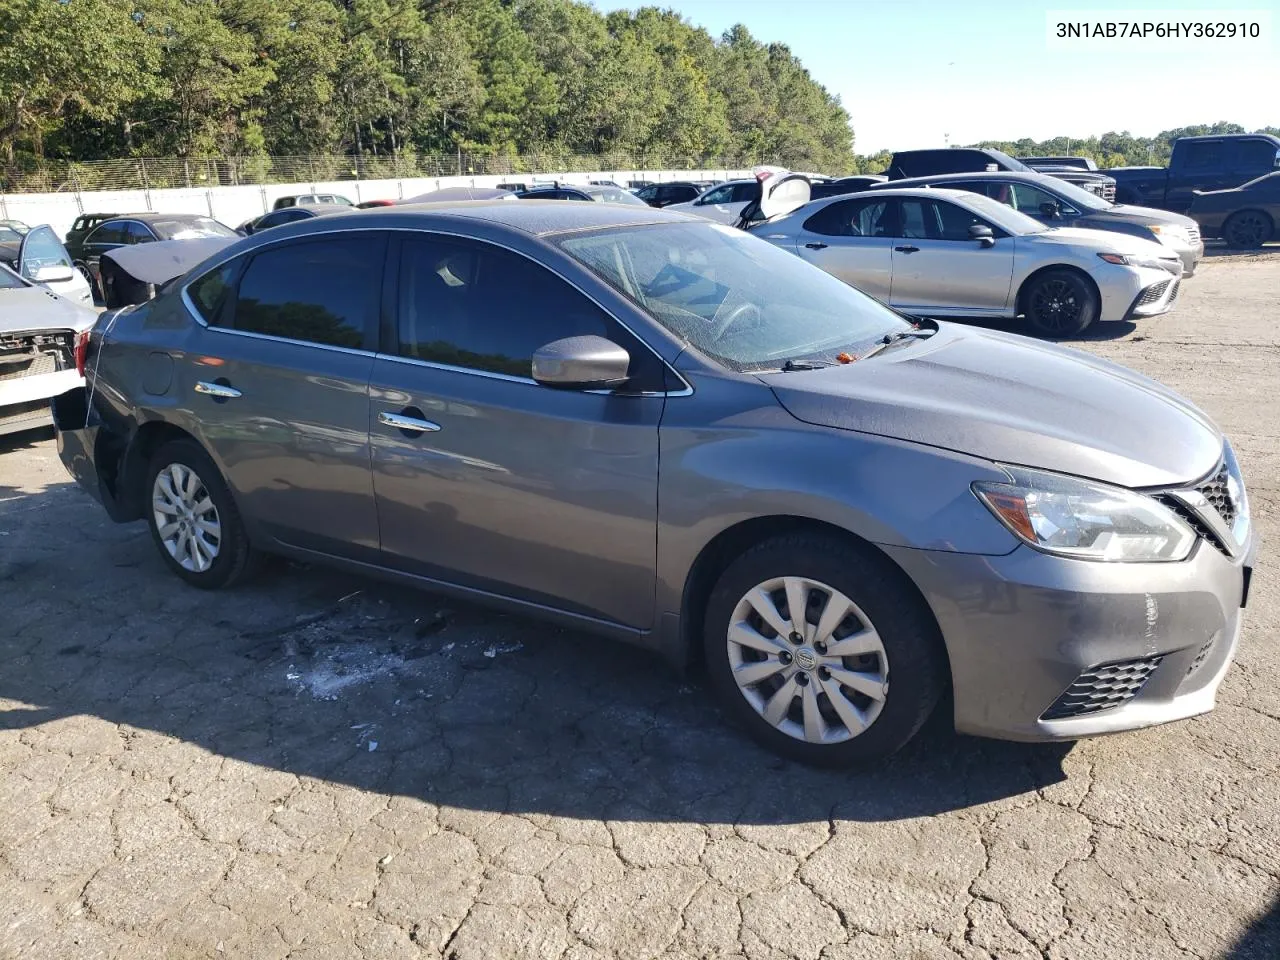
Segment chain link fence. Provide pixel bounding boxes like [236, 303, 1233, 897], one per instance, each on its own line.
[2, 152, 781, 194]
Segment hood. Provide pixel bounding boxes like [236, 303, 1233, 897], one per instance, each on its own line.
[0, 285, 97, 335]
[102, 237, 237, 285]
[1027, 226, 1174, 259]
[1094, 204, 1197, 228]
[765, 323, 1221, 488]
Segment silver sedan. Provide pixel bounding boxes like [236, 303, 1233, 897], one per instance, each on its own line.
[755, 188, 1184, 336]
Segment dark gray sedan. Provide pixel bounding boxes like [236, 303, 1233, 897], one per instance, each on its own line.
[872, 171, 1204, 276]
[54, 203, 1255, 765]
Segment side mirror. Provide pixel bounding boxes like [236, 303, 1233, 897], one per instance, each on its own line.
[968, 224, 996, 247]
[1039, 201, 1062, 219]
[532, 335, 630, 390]
[33, 264, 76, 284]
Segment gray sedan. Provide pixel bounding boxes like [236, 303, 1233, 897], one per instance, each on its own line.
[756, 188, 1185, 336]
[871, 171, 1204, 276]
[55, 203, 1254, 765]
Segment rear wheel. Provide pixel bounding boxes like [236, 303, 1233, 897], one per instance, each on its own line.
[703, 533, 946, 766]
[1021, 269, 1099, 337]
[1223, 210, 1273, 250]
[145, 439, 257, 589]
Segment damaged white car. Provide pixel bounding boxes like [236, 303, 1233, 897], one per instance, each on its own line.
[0, 262, 97, 437]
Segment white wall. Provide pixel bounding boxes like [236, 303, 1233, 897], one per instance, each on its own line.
[0, 168, 752, 240]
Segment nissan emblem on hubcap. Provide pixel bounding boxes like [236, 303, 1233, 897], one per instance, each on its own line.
[794, 647, 818, 670]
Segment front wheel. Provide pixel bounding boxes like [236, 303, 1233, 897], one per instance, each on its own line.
[1021, 269, 1099, 338]
[703, 534, 947, 766]
[145, 439, 257, 589]
[1223, 210, 1273, 250]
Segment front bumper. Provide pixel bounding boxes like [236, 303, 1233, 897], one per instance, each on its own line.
[1098, 263, 1182, 322]
[1165, 237, 1204, 277]
[883, 529, 1256, 742]
[0, 369, 83, 436]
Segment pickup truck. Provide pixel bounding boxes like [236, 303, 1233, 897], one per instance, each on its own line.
[1108, 134, 1280, 214]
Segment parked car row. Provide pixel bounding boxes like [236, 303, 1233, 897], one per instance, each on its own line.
[46, 198, 1255, 769]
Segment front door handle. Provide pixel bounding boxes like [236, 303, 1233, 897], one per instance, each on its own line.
[804, 241, 828, 250]
[194, 380, 241, 399]
[894, 245, 920, 254]
[379, 409, 441, 435]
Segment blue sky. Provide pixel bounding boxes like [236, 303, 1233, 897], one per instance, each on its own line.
[593, 0, 1278, 152]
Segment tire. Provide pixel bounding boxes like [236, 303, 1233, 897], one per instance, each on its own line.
[1223, 209, 1273, 250]
[702, 533, 947, 767]
[1021, 268, 1099, 338]
[144, 439, 257, 589]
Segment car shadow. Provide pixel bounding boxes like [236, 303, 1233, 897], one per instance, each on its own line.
[1228, 893, 1280, 959]
[0, 478, 1074, 827]
[952, 314, 1139, 343]
[0, 424, 56, 452]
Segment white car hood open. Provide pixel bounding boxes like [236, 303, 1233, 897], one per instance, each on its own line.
[0, 286, 97, 335]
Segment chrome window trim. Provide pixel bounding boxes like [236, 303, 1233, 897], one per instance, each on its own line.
[373, 351, 692, 398]
[179, 224, 693, 396]
[204, 323, 375, 358]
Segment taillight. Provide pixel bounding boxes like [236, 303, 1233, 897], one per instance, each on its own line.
[74, 330, 91, 377]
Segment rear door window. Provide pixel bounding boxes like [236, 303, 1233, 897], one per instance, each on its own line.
[87, 222, 127, 246]
[123, 221, 156, 244]
[1181, 140, 1225, 170]
[227, 235, 385, 349]
[803, 198, 895, 237]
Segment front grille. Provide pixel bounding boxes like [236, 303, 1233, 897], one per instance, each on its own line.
[1137, 279, 1170, 306]
[1167, 279, 1181, 305]
[1185, 225, 1201, 245]
[1160, 496, 1227, 554]
[0, 353, 57, 382]
[1041, 655, 1164, 720]
[1100, 183, 1116, 202]
[1196, 465, 1236, 529]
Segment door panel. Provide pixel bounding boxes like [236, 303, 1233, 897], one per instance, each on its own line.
[184, 234, 385, 557]
[370, 363, 661, 626]
[794, 197, 895, 300]
[889, 198, 1015, 313]
[369, 234, 664, 628]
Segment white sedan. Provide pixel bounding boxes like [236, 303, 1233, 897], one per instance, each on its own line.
[0, 262, 96, 436]
[0, 224, 94, 306]
[755, 187, 1185, 336]
[663, 179, 762, 224]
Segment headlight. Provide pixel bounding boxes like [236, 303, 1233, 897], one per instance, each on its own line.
[1146, 223, 1187, 242]
[972, 466, 1196, 562]
[1097, 252, 1178, 272]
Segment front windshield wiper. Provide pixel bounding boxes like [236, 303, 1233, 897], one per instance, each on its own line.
[779, 358, 835, 372]
[859, 323, 938, 361]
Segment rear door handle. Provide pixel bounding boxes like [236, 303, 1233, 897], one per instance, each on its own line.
[894, 245, 920, 254]
[379, 409, 441, 435]
[804, 241, 828, 250]
[194, 380, 241, 399]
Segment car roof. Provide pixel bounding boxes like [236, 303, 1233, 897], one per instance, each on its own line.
[287, 199, 695, 238]
[101, 212, 215, 224]
[881, 171, 1058, 187]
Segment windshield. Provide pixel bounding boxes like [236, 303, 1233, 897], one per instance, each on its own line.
[989, 149, 1032, 172]
[1041, 177, 1112, 211]
[154, 218, 237, 240]
[952, 192, 1049, 234]
[554, 221, 911, 371]
[0, 226, 24, 243]
[0, 264, 28, 289]
[586, 187, 648, 206]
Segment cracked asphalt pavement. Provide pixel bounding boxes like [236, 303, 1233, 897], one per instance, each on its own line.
[2, 249, 1278, 960]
